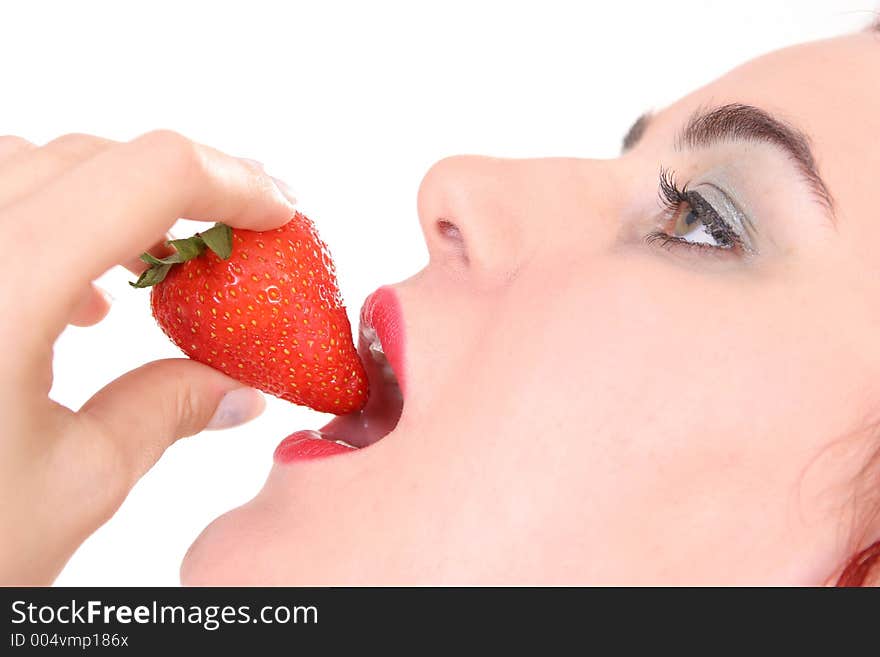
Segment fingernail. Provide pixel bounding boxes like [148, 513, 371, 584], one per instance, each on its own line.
[238, 157, 296, 206]
[206, 387, 265, 430]
[270, 176, 297, 206]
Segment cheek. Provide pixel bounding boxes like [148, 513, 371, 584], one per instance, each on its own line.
[455, 258, 863, 540]
[511, 254, 854, 441]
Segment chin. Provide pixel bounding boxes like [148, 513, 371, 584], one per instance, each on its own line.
[180, 501, 282, 586]
[181, 285, 409, 586]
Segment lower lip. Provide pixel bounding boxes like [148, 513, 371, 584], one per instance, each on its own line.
[274, 431, 355, 463]
[273, 285, 406, 465]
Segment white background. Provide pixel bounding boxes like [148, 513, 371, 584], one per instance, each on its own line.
[0, 0, 872, 585]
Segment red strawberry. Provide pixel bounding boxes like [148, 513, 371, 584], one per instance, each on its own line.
[132, 212, 368, 414]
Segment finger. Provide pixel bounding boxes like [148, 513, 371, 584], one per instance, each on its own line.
[68, 283, 112, 327]
[76, 359, 265, 482]
[120, 233, 176, 275]
[0, 135, 178, 285]
[5, 129, 295, 296]
[0, 134, 115, 207]
[3, 136, 178, 277]
[0, 135, 35, 168]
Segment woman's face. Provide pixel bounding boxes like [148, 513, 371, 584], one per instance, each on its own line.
[182, 31, 880, 584]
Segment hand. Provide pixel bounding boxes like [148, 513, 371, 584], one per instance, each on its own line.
[0, 131, 296, 584]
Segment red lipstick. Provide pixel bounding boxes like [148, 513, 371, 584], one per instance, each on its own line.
[359, 285, 406, 396]
[273, 285, 407, 464]
[273, 430, 356, 464]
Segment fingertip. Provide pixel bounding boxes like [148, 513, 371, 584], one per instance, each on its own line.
[234, 157, 297, 232]
[253, 175, 297, 231]
[270, 176, 297, 207]
[69, 284, 112, 327]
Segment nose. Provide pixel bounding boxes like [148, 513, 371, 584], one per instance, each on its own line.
[416, 155, 609, 285]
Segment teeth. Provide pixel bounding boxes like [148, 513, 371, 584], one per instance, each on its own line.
[295, 430, 357, 450]
[362, 325, 383, 356]
[361, 325, 399, 387]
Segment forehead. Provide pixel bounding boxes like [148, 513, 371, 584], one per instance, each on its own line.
[713, 32, 880, 137]
[681, 33, 880, 233]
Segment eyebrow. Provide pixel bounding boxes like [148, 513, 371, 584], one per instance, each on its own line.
[621, 112, 650, 152]
[621, 103, 835, 216]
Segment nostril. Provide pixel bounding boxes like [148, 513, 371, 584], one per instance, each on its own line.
[436, 218, 463, 243]
[435, 219, 469, 264]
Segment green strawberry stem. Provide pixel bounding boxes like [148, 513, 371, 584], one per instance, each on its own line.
[129, 222, 233, 288]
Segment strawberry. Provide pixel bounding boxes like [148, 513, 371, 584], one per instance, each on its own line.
[132, 212, 368, 414]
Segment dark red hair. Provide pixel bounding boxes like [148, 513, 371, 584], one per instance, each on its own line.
[836, 541, 880, 586]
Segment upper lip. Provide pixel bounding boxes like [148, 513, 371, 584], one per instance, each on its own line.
[319, 285, 406, 448]
[358, 285, 406, 397]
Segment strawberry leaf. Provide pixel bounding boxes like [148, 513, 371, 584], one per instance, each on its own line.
[167, 236, 206, 261]
[129, 223, 233, 288]
[139, 252, 168, 266]
[129, 262, 173, 288]
[199, 223, 233, 260]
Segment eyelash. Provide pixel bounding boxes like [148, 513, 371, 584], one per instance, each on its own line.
[644, 168, 742, 253]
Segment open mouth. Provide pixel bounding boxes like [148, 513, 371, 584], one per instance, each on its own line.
[273, 285, 405, 464]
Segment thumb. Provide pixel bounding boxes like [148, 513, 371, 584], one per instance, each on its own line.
[77, 358, 265, 481]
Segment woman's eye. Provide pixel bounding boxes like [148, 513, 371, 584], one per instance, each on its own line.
[670, 202, 730, 247]
[647, 170, 757, 255]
